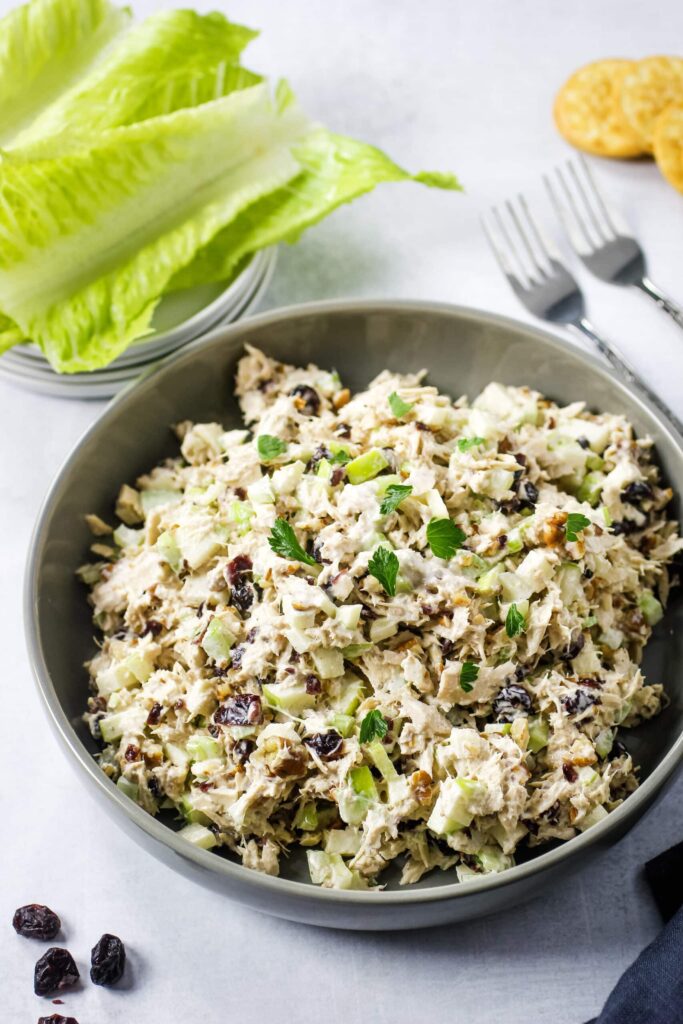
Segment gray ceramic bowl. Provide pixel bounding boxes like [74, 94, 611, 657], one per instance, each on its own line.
[25, 300, 683, 930]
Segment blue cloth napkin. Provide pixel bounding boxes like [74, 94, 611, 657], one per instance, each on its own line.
[586, 841, 683, 1024]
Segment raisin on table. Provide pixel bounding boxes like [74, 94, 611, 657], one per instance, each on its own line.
[12, 904, 61, 940]
[38, 1015, 79, 1024]
[34, 948, 79, 996]
[90, 933, 126, 986]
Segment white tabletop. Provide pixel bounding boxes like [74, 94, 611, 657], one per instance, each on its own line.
[2, 1, 683, 1020]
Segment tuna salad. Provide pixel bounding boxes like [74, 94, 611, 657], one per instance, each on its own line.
[80, 347, 682, 890]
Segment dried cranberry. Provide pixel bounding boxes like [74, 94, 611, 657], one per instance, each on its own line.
[208, 724, 220, 739]
[230, 644, 246, 669]
[560, 631, 585, 661]
[90, 933, 126, 987]
[523, 481, 539, 505]
[214, 694, 262, 726]
[304, 731, 343, 761]
[124, 744, 139, 763]
[34, 948, 79, 996]
[621, 481, 653, 505]
[336, 422, 351, 438]
[307, 444, 332, 471]
[360, 604, 378, 621]
[415, 421, 430, 431]
[331, 467, 345, 486]
[439, 638, 456, 660]
[234, 486, 247, 500]
[142, 619, 163, 637]
[561, 688, 600, 716]
[583, 567, 594, 579]
[231, 579, 254, 615]
[305, 674, 322, 694]
[146, 702, 162, 725]
[226, 554, 253, 582]
[611, 519, 638, 536]
[492, 684, 532, 722]
[576, 436, 591, 450]
[609, 739, 628, 760]
[290, 384, 321, 416]
[514, 453, 527, 466]
[562, 763, 578, 782]
[233, 739, 254, 765]
[147, 776, 161, 799]
[38, 1016, 79, 1024]
[13, 904, 61, 940]
[514, 664, 530, 681]
[543, 801, 561, 825]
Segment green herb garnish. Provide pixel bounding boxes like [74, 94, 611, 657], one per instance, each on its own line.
[565, 512, 591, 543]
[388, 392, 414, 418]
[257, 434, 287, 461]
[368, 546, 399, 596]
[359, 709, 389, 744]
[380, 484, 413, 516]
[460, 661, 479, 692]
[457, 436, 486, 453]
[268, 518, 317, 566]
[426, 517, 466, 559]
[330, 449, 350, 465]
[505, 603, 526, 638]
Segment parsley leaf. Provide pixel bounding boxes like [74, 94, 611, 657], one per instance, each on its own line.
[368, 546, 399, 596]
[426, 517, 466, 559]
[565, 512, 591, 543]
[257, 434, 287, 461]
[359, 709, 389, 744]
[460, 661, 479, 692]
[268, 518, 317, 566]
[379, 483, 413, 516]
[457, 436, 486, 453]
[330, 449, 350, 465]
[388, 392, 414, 418]
[505, 603, 526, 638]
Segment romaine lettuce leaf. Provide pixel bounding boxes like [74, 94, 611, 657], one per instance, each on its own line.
[0, 85, 308, 372]
[12, 9, 261, 153]
[0, 0, 130, 145]
[170, 127, 462, 291]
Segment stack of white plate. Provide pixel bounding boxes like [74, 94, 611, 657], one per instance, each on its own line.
[0, 248, 276, 400]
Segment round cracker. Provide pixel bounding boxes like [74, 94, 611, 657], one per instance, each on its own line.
[554, 59, 645, 158]
[653, 104, 683, 193]
[621, 56, 683, 152]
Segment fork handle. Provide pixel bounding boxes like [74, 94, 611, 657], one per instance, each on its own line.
[635, 277, 683, 331]
[570, 317, 683, 438]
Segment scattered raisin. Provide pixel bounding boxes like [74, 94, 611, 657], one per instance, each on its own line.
[331, 467, 345, 486]
[492, 684, 532, 722]
[226, 556, 254, 615]
[214, 694, 262, 726]
[34, 948, 79, 997]
[124, 744, 140, 763]
[306, 444, 332, 471]
[233, 739, 254, 765]
[230, 644, 246, 669]
[90, 933, 126, 987]
[335, 422, 351, 439]
[522, 481, 539, 505]
[38, 1015, 79, 1024]
[611, 519, 638, 536]
[562, 763, 578, 782]
[560, 631, 585, 661]
[576, 436, 591, 449]
[226, 554, 253, 582]
[142, 619, 163, 637]
[305, 674, 322, 694]
[561, 688, 600, 716]
[290, 384, 321, 416]
[146, 702, 163, 725]
[439, 638, 456, 660]
[304, 731, 343, 761]
[13, 904, 61, 941]
[621, 481, 653, 505]
[147, 776, 161, 799]
[234, 486, 247, 500]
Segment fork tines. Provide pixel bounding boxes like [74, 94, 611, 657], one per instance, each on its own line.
[482, 194, 560, 291]
[543, 155, 630, 255]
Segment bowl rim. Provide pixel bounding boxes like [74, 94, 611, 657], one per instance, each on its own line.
[25, 297, 683, 907]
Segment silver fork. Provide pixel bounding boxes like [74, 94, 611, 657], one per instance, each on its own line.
[482, 196, 683, 436]
[545, 156, 683, 330]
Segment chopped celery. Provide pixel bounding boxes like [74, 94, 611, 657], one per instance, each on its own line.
[116, 776, 139, 801]
[140, 488, 182, 513]
[350, 765, 378, 800]
[341, 643, 373, 660]
[477, 846, 513, 874]
[427, 776, 480, 835]
[367, 739, 398, 780]
[484, 722, 512, 736]
[311, 648, 345, 679]
[294, 803, 319, 832]
[307, 851, 360, 889]
[178, 822, 218, 849]
[186, 735, 222, 762]
[557, 562, 583, 606]
[333, 678, 365, 715]
[179, 792, 210, 825]
[324, 828, 361, 856]
[113, 524, 143, 548]
[505, 529, 523, 554]
[595, 728, 615, 759]
[336, 604, 362, 629]
[639, 590, 663, 626]
[578, 805, 608, 831]
[328, 713, 355, 738]
[316, 458, 333, 480]
[262, 682, 316, 713]
[201, 618, 235, 663]
[586, 453, 604, 472]
[227, 500, 255, 535]
[576, 471, 605, 507]
[99, 712, 130, 743]
[477, 564, 503, 595]
[601, 505, 612, 527]
[247, 476, 275, 504]
[346, 449, 389, 485]
[369, 617, 398, 642]
[164, 742, 190, 769]
[156, 530, 182, 572]
[527, 716, 549, 753]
